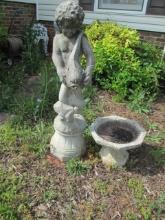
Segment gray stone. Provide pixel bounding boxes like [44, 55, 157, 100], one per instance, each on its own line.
[0, 113, 9, 124]
[90, 115, 146, 167]
[50, 0, 95, 161]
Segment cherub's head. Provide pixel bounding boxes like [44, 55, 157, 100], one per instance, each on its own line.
[55, 0, 84, 37]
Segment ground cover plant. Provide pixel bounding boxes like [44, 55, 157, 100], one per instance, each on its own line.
[0, 20, 165, 219]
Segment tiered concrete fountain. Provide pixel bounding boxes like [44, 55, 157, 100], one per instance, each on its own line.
[50, 0, 94, 161]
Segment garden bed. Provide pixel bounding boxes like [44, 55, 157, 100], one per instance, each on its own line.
[0, 89, 164, 220]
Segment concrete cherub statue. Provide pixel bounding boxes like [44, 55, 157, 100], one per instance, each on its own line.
[52, 0, 95, 121]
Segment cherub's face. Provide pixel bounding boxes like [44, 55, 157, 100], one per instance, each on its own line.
[62, 27, 78, 38]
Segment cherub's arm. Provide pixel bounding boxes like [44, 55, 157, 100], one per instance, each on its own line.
[52, 35, 65, 82]
[82, 34, 95, 85]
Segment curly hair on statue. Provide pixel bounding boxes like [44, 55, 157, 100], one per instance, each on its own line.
[55, 0, 84, 32]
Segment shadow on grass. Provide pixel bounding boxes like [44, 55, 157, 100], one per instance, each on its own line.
[126, 143, 165, 176]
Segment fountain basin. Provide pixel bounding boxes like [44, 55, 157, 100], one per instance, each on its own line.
[90, 115, 146, 167]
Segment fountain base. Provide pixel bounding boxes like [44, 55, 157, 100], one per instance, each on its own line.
[50, 114, 86, 161]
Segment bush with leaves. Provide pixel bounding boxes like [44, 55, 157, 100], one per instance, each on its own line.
[85, 21, 164, 112]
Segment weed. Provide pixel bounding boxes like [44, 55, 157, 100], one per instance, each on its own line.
[150, 147, 165, 166]
[82, 85, 97, 105]
[128, 178, 152, 220]
[83, 105, 97, 124]
[145, 120, 159, 132]
[66, 159, 90, 176]
[22, 24, 44, 75]
[93, 179, 108, 196]
[128, 178, 145, 200]
[124, 210, 138, 220]
[151, 193, 165, 220]
[10, 61, 59, 123]
[42, 190, 58, 202]
[145, 131, 165, 144]
[84, 128, 100, 158]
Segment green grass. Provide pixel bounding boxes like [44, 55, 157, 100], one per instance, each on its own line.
[145, 131, 165, 144]
[0, 119, 53, 158]
[150, 147, 165, 166]
[0, 170, 32, 220]
[42, 190, 59, 202]
[128, 178, 152, 220]
[66, 159, 90, 176]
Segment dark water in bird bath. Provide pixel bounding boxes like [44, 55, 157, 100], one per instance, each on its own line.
[97, 123, 136, 144]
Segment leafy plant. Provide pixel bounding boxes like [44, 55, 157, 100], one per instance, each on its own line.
[66, 159, 90, 176]
[85, 21, 164, 112]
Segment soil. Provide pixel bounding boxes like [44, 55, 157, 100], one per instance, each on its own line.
[0, 90, 165, 220]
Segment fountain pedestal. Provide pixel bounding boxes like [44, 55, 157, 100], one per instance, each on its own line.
[50, 114, 86, 161]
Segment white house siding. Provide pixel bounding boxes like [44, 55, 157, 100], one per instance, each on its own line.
[6, 0, 35, 3]
[37, 0, 165, 33]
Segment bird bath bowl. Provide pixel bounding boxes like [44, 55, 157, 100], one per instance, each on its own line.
[90, 115, 146, 167]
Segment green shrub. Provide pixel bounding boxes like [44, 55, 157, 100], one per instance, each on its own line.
[85, 21, 164, 112]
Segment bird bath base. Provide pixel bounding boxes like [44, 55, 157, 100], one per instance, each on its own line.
[100, 147, 129, 167]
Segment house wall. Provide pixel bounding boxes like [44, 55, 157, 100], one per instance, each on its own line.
[0, 1, 36, 35]
[79, 0, 165, 48]
[1, 0, 165, 50]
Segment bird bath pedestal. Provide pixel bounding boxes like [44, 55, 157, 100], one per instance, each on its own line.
[90, 116, 146, 167]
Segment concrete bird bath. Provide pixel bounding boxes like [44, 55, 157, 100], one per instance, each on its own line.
[90, 115, 146, 167]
